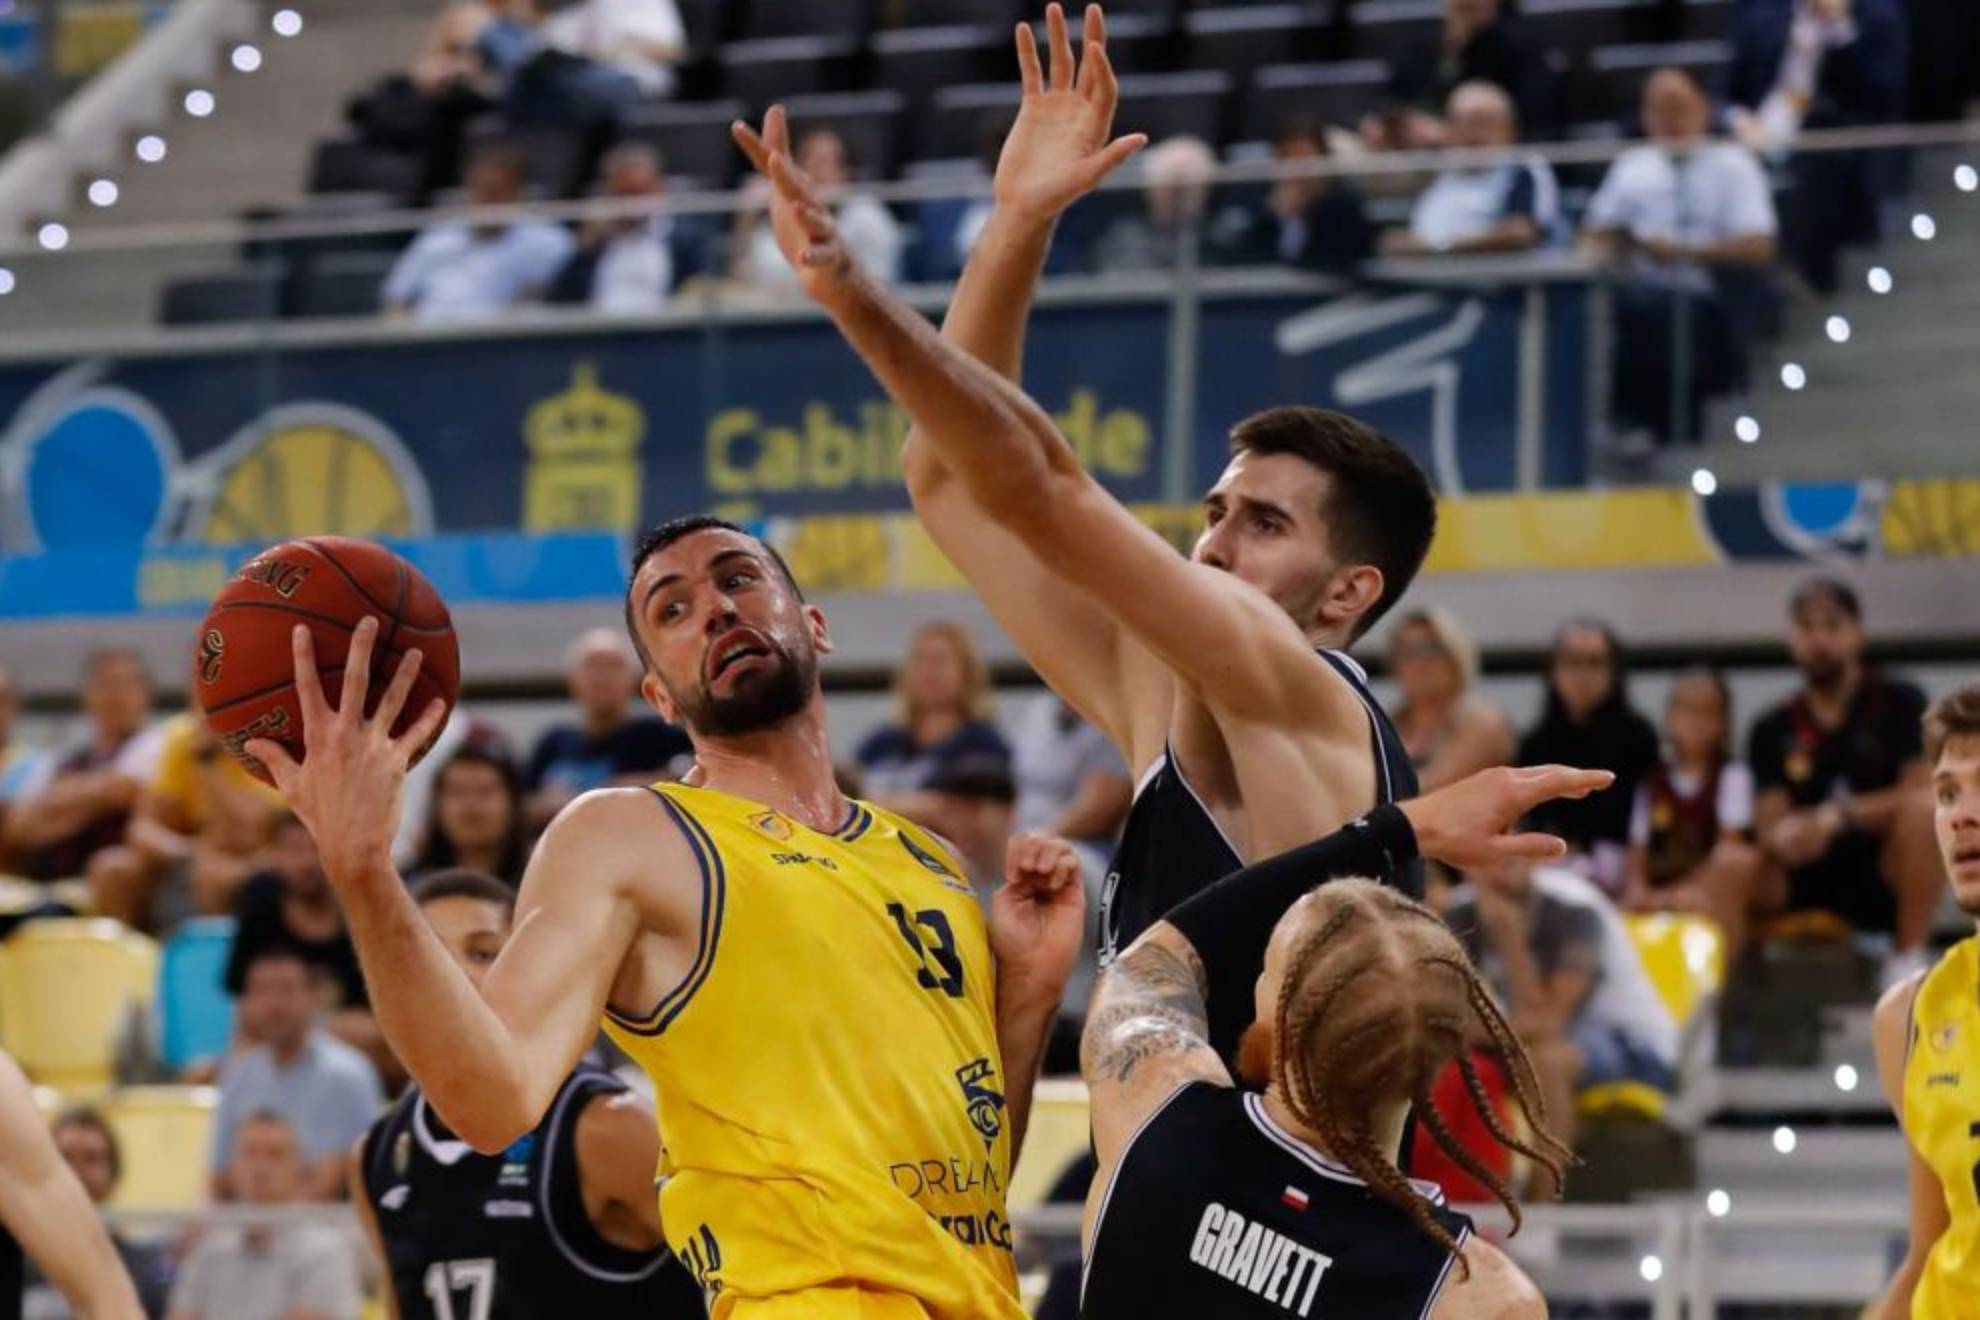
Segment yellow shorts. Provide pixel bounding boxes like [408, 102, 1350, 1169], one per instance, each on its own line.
[718, 1288, 934, 1319]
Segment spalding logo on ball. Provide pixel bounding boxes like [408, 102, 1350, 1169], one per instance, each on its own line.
[196, 537, 461, 786]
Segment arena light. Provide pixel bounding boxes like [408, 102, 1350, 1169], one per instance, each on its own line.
[1834, 1063, 1859, 1092]
[1638, 1255, 1664, 1284]
[1690, 468, 1717, 497]
[1911, 213, 1937, 241]
[135, 134, 167, 163]
[230, 43, 262, 73]
[36, 222, 69, 252]
[1867, 266, 1893, 295]
[1956, 164, 1977, 194]
[1705, 1189, 1731, 1218]
[1772, 1125, 1797, 1155]
[271, 8, 303, 37]
[1780, 362, 1807, 391]
[184, 88, 215, 117]
[0, 267, 14, 297]
[1825, 314, 1851, 344]
[87, 178, 119, 208]
[1734, 415, 1760, 444]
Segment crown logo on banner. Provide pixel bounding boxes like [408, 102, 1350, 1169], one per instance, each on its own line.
[522, 362, 647, 532]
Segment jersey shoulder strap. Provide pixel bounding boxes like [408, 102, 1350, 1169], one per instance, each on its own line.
[539, 1069, 674, 1284]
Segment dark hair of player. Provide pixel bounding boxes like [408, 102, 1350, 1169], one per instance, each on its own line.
[1228, 407, 1437, 639]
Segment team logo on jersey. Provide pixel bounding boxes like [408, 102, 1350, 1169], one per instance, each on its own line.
[955, 1058, 1006, 1151]
[498, 1133, 535, 1188]
[1097, 869, 1122, 967]
[750, 810, 794, 841]
[1932, 1022, 1959, 1054]
[900, 832, 956, 879]
[1785, 749, 1813, 783]
[380, 1184, 410, 1211]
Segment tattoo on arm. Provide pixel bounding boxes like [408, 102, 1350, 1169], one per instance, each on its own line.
[1081, 939, 1211, 1085]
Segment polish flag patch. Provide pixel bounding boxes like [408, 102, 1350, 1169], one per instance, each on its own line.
[1281, 1185, 1310, 1211]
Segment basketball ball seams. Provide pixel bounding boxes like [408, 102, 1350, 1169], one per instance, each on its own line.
[381, 557, 409, 659]
[210, 599, 362, 634]
[304, 537, 401, 619]
[202, 665, 347, 718]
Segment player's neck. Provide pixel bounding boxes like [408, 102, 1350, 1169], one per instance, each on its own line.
[688, 701, 848, 832]
[1260, 1086, 1409, 1174]
[1304, 620, 1351, 655]
[1803, 664, 1861, 723]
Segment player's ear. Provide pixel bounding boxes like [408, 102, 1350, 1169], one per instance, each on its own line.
[803, 603, 834, 655]
[641, 670, 681, 724]
[1318, 563, 1384, 633]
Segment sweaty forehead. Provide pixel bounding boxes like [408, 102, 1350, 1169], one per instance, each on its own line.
[636, 528, 768, 590]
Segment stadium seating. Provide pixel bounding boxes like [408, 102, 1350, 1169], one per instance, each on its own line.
[885, 0, 1021, 28]
[1577, 912, 1726, 1126]
[1182, 5, 1327, 83]
[1346, 0, 1441, 67]
[1242, 61, 1393, 143]
[158, 267, 284, 326]
[926, 82, 1026, 164]
[99, 1085, 218, 1210]
[780, 90, 911, 180]
[1032, 9, 1177, 74]
[0, 919, 159, 1096]
[157, 917, 237, 1072]
[1112, 69, 1235, 146]
[307, 136, 421, 202]
[739, 0, 873, 42]
[717, 34, 863, 107]
[869, 25, 1014, 129]
[620, 99, 753, 184]
[464, 118, 594, 198]
[291, 252, 398, 320]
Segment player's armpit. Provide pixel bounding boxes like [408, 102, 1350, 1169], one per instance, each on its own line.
[574, 1089, 668, 1251]
[460, 789, 688, 1151]
[1082, 925, 1230, 1170]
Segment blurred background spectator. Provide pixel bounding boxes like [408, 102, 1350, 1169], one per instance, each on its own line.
[734, 128, 903, 293]
[536, 0, 686, 101]
[855, 622, 1012, 838]
[1381, 81, 1559, 256]
[1625, 668, 1764, 956]
[1449, 859, 1679, 1195]
[171, 1112, 363, 1320]
[525, 628, 688, 828]
[5, 649, 162, 885]
[550, 143, 706, 311]
[1729, 0, 1907, 291]
[1388, 606, 1515, 792]
[25, 1108, 173, 1318]
[383, 142, 575, 320]
[1094, 136, 1216, 275]
[89, 699, 285, 933]
[0, 667, 35, 806]
[1748, 578, 1938, 983]
[410, 746, 532, 888]
[1517, 620, 1662, 893]
[212, 948, 384, 1203]
[1217, 120, 1374, 274]
[1370, 0, 1551, 150]
[223, 815, 370, 1068]
[1582, 68, 1779, 452]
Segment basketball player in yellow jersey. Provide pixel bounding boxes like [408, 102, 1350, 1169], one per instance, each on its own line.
[248, 518, 1088, 1320]
[1874, 679, 1980, 1318]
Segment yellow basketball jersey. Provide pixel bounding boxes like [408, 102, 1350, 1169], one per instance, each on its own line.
[1903, 934, 1980, 1319]
[601, 783, 1023, 1320]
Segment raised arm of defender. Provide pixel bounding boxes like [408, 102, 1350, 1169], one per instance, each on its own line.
[250, 621, 702, 1153]
[735, 105, 1337, 739]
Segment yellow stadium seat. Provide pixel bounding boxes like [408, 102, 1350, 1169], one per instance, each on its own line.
[1578, 914, 1729, 1124]
[98, 1085, 218, 1211]
[1007, 1078, 1092, 1214]
[0, 919, 159, 1095]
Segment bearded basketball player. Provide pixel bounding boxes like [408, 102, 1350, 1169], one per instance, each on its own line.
[252, 526, 1087, 1320]
[737, 5, 1439, 1064]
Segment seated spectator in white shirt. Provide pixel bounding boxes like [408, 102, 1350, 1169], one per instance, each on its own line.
[1582, 69, 1778, 445]
[1092, 135, 1216, 274]
[735, 128, 903, 293]
[539, 0, 685, 99]
[169, 1112, 363, 1320]
[383, 143, 575, 322]
[1380, 81, 1560, 256]
[1447, 860, 1678, 1192]
[210, 947, 384, 1203]
[554, 143, 679, 313]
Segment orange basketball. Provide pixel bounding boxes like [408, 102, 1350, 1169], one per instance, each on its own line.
[194, 537, 460, 786]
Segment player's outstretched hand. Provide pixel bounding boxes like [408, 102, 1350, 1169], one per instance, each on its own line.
[990, 832, 1088, 997]
[1399, 764, 1616, 872]
[246, 617, 447, 883]
[732, 106, 855, 302]
[995, 4, 1148, 223]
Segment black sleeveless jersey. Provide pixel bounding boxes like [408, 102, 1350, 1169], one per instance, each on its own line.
[1083, 1084, 1469, 1320]
[0, 1223, 20, 1320]
[1099, 650, 1421, 1060]
[359, 1067, 703, 1319]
